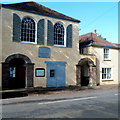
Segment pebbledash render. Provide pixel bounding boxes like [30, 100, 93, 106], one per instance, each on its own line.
[0, 2, 119, 90]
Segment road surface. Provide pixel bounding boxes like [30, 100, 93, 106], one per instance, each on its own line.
[1, 87, 119, 118]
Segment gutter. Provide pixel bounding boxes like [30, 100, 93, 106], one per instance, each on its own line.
[79, 44, 119, 49]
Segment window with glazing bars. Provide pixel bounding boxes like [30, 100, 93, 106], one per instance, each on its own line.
[54, 23, 64, 45]
[104, 48, 109, 59]
[102, 68, 111, 80]
[21, 17, 35, 42]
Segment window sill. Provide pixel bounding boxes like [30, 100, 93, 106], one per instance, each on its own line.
[102, 79, 113, 82]
[103, 59, 111, 61]
[80, 53, 95, 56]
[54, 44, 66, 48]
[80, 53, 88, 55]
[20, 41, 37, 45]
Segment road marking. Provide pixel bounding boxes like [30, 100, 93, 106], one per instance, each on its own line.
[114, 94, 118, 96]
[38, 96, 97, 105]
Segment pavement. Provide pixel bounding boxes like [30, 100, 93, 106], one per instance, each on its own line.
[1, 84, 118, 105]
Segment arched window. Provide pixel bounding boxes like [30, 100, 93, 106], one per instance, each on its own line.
[54, 23, 65, 46]
[21, 17, 36, 43]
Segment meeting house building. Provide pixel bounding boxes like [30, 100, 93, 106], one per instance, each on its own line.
[0, 2, 119, 91]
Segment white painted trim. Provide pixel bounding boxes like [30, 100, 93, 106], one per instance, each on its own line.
[53, 22, 66, 47]
[103, 48, 110, 60]
[21, 16, 37, 44]
[101, 67, 112, 81]
[20, 41, 37, 44]
[54, 44, 66, 47]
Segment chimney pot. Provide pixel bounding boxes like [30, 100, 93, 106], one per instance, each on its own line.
[94, 29, 97, 34]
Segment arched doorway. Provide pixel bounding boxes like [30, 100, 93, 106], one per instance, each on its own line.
[76, 58, 96, 86]
[2, 54, 34, 90]
[81, 62, 90, 86]
[9, 58, 26, 89]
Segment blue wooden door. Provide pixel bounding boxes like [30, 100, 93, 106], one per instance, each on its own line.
[56, 64, 66, 87]
[47, 63, 57, 87]
[46, 62, 66, 87]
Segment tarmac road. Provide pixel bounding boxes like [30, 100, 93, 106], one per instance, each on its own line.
[1, 85, 119, 118]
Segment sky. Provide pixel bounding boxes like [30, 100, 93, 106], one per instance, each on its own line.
[1, 1, 118, 43]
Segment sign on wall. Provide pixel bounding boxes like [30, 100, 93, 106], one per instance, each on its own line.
[35, 68, 45, 77]
[38, 47, 51, 58]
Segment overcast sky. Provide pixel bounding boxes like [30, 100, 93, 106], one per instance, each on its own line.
[1, 1, 118, 43]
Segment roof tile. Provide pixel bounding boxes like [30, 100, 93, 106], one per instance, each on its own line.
[2, 1, 80, 23]
[79, 33, 118, 47]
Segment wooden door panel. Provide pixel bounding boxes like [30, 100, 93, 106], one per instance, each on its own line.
[16, 67, 26, 88]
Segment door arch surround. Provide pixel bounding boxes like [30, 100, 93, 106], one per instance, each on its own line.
[76, 58, 96, 86]
[2, 54, 34, 90]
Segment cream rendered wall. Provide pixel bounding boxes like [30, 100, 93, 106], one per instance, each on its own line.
[2, 7, 81, 87]
[92, 46, 119, 85]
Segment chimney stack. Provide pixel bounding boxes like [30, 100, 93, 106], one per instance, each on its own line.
[94, 29, 97, 34]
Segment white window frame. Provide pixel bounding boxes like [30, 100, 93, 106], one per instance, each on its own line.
[21, 17, 37, 44]
[54, 22, 66, 47]
[103, 48, 109, 60]
[101, 68, 112, 80]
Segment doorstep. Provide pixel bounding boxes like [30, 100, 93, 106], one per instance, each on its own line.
[1, 88, 28, 99]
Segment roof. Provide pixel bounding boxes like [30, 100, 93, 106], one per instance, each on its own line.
[113, 43, 120, 47]
[79, 33, 119, 49]
[2, 1, 80, 23]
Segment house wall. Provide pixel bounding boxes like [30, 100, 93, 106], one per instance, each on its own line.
[1, 7, 81, 88]
[91, 46, 119, 85]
